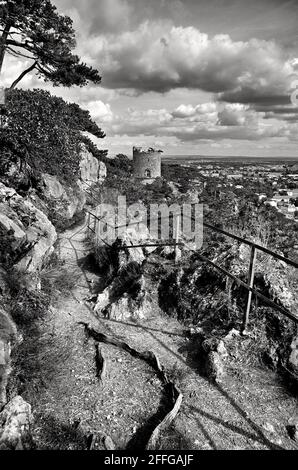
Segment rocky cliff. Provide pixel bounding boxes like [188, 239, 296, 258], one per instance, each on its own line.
[0, 145, 106, 448]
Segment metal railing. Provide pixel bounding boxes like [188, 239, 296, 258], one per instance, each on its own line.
[84, 189, 298, 332]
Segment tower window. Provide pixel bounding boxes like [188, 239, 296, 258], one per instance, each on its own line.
[144, 169, 151, 178]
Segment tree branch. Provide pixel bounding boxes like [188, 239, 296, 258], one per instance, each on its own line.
[10, 61, 38, 89]
[6, 46, 35, 60]
[6, 39, 35, 51]
[0, 23, 12, 74]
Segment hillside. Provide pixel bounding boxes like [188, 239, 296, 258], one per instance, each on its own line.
[0, 142, 298, 449]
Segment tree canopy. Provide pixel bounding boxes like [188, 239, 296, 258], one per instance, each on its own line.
[0, 88, 106, 184]
[0, 0, 101, 88]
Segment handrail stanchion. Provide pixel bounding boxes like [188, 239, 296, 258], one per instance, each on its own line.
[174, 214, 180, 264]
[242, 245, 257, 334]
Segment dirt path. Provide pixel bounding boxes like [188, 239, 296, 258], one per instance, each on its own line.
[31, 220, 298, 450]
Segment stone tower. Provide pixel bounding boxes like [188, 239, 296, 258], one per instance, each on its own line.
[133, 147, 162, 184]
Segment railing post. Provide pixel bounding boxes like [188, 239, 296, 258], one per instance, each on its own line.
[242, 245, 257, 334]
[174, 214, 181, 264]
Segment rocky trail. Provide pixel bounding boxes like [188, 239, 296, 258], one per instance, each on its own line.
[30, 220, 298, 450]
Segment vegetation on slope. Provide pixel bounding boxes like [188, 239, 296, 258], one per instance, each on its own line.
[0, 88, 106, 188]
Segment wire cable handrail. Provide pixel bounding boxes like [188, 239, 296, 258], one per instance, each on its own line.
[85, 190, 298, 329]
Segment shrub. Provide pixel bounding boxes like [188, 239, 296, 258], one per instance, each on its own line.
[0, 88, 106, 187]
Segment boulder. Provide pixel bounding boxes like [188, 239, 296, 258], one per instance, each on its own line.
[104, 294, 149, 321]
[0, 183, 57, 273]
[202, 338, 228, 382]
[93, 218, 157, 319]
[0, 396, 33, 450]
[94, 264, 145, 317]
[205, 351, 226, 383]
[94, 219, 155, 272]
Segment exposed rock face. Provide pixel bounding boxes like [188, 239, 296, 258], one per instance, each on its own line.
[42, 173, 86, 220]
[94, 224, 156, 320]
[289, 336, 298, 374]
[0, 183, 57, 273]
[40, 147, 106, 223]
[94, 261, 145, 317]
[103, 292, 150, 321]
[94, 271, 150, 320]
[158, 243, 298, 375]
[0, 396, 33, 450]
[94, 215, 155, 270]
[0, 308, 18, 407]
[79, 145, 107, 190]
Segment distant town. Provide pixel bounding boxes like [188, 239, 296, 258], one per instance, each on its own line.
[165, 157, 298, 222]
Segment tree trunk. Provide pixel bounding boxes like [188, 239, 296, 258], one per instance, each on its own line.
[10, 61, 37, 89]
[0, 23, 11, 75]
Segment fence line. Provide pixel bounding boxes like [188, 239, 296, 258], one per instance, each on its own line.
[85, 195, 298, 331]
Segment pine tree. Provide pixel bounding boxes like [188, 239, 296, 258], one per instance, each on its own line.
[0, 0, 101, 88]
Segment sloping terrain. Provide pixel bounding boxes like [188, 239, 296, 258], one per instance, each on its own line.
[29, 220, 298, 450]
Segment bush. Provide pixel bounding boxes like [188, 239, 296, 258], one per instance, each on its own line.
[0, 88, 106, 187]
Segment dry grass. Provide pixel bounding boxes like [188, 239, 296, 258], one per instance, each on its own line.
[10, 325, 72, 402]
[166, 362, 189, 386]
[41, 266, 82, 300]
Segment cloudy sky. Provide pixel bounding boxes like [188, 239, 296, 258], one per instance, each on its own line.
[2, 0, 298, 157]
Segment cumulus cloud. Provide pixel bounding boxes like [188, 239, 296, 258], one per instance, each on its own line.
[90, 21, 296, 106]
[172, 103, 217, 118]
[85, 100, 114, 122]
[102, 100, 297, 144]
[2, 0, 297, 155]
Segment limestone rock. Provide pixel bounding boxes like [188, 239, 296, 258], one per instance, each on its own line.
[0, 183, 57, 273]
[42, 174, 65, 200]
[94, 288, 111, 314]
[0, 396, 33, 450]
[79, 145, 107, 190]
[205, 351, 225, 383]
[202, 337, 228, 382]
[41, 173, 86, 220]
[94, 222, 155, 272]
[40, 146, 106, 224]
[288, 336, 298, 374]
[0, 308, 19, 407]
[0, 339, 11, 407]
[103, 292, 151, 321]
[94, 222, 157, 320]
[94, 265, 145, 318]
[287, 417, 298, 442]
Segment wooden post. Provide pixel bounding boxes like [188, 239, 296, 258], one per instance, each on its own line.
[242, 245, 257, 334]
[174, 214, 180, 264]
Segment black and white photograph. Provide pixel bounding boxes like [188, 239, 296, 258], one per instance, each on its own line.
[0, 0, 298, 456]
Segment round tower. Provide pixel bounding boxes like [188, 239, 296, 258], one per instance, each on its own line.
[133, 147, 162, 184]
